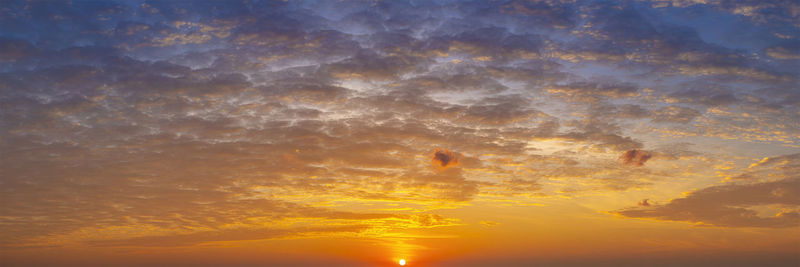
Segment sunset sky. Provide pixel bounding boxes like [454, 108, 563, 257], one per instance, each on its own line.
[1, 0, 799, 266]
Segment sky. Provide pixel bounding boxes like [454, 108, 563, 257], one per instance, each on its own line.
[1, 0, 799, 266]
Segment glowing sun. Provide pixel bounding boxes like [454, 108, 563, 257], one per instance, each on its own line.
[399, 259, 406, 265]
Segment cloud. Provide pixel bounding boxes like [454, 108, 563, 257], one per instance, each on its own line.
[408, 168, 479, 201]
[432, 148, 460, 168]
[321, 50, 428, 81]
[766, 42, 800, 60]
[480, 220, 499, 227]
[615, 177, 800, 228]
[85, 225, 365, 247]
[497, 1, 575, 29]
[620, 149, 653, 166]
[0, 38, 36, 62]
[556, 120, 644, 152]
[652, 0, 800, 28]
[735, 153, 800, 182]
[504, 178, 541, 193]
[651, 106, 701, 123]
[617, 154, 800, 227]
[82, 212, 459, 247]
[545, 82, 639, 102]
[2, 0, 799, 256]
[666, 84, 739, 107]
[560, 2, 795, 86]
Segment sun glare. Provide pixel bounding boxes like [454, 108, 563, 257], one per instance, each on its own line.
[399, 259, 406, 265]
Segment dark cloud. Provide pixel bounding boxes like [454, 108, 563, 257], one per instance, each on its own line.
[620, 149, 653, 166]
[433, 148, 459, 168]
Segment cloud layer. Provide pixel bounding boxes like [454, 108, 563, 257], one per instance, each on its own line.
[0, 0, 798, 264]
[616, 154, 800, 227]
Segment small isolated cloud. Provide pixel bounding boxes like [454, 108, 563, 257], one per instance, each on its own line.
[432, 148, 460, 168]
[619, 149, 652, 166]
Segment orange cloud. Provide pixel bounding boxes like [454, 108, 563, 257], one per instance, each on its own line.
[620, 149, 652, 166]
[432, 148, 459, 169]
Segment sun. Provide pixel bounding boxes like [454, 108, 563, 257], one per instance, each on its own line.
[399, 259, 406, 266]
